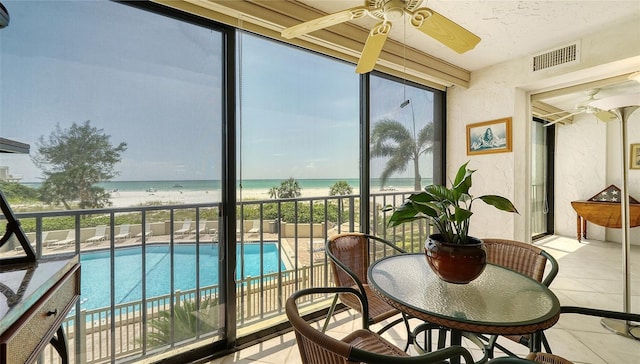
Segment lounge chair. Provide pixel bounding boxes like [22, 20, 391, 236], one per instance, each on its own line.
[50, 230, 76, 248]
[136, 223, 152, 240]
[248, 219, 261, 234]
[175, 219, 192, 236]
[197, 220, 209, 236]
[114, 224, 130, 240]
[86, 225, 107, 243]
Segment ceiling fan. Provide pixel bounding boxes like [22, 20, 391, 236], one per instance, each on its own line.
[540, 88, 618, 127]
[281, 0, 481, 74]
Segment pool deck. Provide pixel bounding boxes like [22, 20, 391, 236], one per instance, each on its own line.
[4, 227, 347, 269]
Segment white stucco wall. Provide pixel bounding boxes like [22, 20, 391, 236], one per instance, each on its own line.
[446, 18, 640, 244]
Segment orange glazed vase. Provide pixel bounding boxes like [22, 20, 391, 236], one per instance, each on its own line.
[424, 234, 487, 284]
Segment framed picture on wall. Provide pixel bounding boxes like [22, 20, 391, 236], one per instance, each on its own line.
[631, 143, 640, 169]
[466, 117, 512, 155]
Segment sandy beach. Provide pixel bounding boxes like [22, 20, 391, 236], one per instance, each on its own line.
[107, 187, 358, 208]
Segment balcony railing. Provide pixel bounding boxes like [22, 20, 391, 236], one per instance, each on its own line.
[1, 191, 430, 363]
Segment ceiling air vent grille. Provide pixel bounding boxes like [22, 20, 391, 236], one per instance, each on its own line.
[531, 42, 580, 72]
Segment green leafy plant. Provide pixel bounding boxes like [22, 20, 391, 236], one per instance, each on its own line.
[147, 297, 218, 347]
[386, 161, 518, 245]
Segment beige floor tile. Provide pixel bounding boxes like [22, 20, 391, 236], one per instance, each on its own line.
[204, 236, 640, 364]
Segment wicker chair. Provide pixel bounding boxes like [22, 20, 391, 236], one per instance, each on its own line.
[286, 287, 477, 364]
[481, 238, 559, 357]
[324, 233, 409, 338]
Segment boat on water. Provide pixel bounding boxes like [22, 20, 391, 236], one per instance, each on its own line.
[173, 184, 183, 188]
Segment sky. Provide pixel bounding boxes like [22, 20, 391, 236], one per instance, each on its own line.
[0, 0, 435, 183]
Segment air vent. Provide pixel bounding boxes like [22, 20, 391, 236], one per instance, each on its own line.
[531, 42, 580, 72]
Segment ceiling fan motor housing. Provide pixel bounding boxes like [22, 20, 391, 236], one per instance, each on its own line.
[367, 0, 422, 20]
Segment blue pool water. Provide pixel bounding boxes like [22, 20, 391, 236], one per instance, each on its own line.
[79, 243, 285, 311]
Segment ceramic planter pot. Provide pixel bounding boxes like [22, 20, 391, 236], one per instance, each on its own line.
[424, 234, 487, 284]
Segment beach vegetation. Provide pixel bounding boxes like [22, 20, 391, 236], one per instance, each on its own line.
[146, 297, 218, 347]
[32, 120, 127, 210]
[269, 177, 302, 199]
[0, 181, 41, 205]
[329, 181, 353, 196]
[370, 118, 434, 191]
[240, 201, 344, 224]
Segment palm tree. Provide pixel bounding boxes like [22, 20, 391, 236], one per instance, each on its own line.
[329, 181, 353, 196]
[277, 177, 302, 198]
[370, 118, 433, 191]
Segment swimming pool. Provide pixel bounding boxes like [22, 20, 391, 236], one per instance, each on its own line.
[79, 243, 285, 311]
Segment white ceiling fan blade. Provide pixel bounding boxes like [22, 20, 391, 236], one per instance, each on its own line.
[537, 109, 574, 118]
[544, 111, 582, 127]
[281, 6, 368, 39]
[409, 8, 480, 54]
[355, 21, 391, 74]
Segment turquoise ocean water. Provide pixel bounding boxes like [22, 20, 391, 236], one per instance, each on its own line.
[23, 178, 429, 193]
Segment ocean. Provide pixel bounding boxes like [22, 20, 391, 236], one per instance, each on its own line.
[22, 178, 429, 193]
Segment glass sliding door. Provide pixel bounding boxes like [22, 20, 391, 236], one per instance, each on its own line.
[531, 118, 555, 238]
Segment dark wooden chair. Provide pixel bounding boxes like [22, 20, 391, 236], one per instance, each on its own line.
[286, 287, 476, 364]
[324, 233, 410, 339]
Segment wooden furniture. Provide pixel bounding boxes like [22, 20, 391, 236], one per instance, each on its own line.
[0, 255, 80, 364]
[0, 141, 81, 364]
[571, 184, 640, 242]
[368, 254, 560, 364]
[571, 201, 640, 241]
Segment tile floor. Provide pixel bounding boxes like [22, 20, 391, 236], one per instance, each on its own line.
[205, 236, 640, 363]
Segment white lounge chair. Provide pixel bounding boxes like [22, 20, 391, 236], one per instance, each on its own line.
[248, 220, 261, 234]
[197, 220, 209, 236]
[114, 224, 130, 240]
[136, 223, 152, 240]
[175, 219, 192, 236]
[51, 230, 75, 248]
[86, 225, 107, 243]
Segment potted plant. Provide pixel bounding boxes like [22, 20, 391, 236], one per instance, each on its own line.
[386, 161, 519, 284]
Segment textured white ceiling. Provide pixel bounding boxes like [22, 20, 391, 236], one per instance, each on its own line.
[295, 0, 640, 72]
[294, 1, 640, 113]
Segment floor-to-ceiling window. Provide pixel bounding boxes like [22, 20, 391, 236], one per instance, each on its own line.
[0, 1, 225, 361]
[0, 1, 446, 362]
[235, 31, 360, 336]
[368, 75, 443, 249]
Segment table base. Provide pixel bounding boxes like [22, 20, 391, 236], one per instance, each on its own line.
[411, 323, 489, 364]
[601, 318, 640, 341]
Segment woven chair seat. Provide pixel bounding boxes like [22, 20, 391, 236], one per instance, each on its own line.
[343, 329, 410, 357]
[525, 352, 573, 364]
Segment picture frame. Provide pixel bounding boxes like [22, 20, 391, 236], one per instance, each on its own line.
[631, 143, 640, 170]
[466, 117, 512, 155]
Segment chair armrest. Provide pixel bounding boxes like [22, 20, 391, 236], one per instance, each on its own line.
[540, 250, 558, 287]
[560, 306, 640, 321]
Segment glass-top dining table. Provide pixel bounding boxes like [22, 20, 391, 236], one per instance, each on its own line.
[367, 253, 560, 362]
